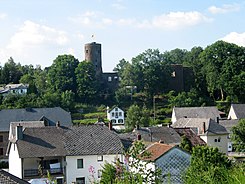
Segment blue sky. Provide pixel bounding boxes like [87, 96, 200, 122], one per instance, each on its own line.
[0, 0, 244, 71]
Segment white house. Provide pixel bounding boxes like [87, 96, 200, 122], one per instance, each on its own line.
[139, 143, 190, 183]
[7, 125, 124, 184]
[171, 106, 220, 124]
[228, 104, 245, 119]
[172, 118, 229, 154]
[107, 106, 125, 128]
[0, 83, 29, 96]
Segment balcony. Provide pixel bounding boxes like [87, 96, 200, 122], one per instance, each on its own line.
[24, 167, 64, 178]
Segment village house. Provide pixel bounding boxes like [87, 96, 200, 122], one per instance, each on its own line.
[107, 106, 125, 129]
[0, 169, 29, 184]
[0, 83, 29, 96]
[7, 124, 124, 184]
[228, 104, 245, 119]
[139, 143, 190, 184]
[171, 106, 221, 124]
[172, 118, 228, 153]
[0, 107, 72, 161]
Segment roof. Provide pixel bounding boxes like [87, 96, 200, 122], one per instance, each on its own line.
[14, 125, 123, 158]
[172, 118, 228, 135]
[174, 128, 206, 146]
[5, 83, 29, 89]
[230, 104, 245, 119]
[0, 107, 72, 131]
[0, 169, 29, 184]
[118, 126, 181, 148]
[140, 143, 175, 161]
[173, 106, 220, 121]
[219, 119, 239, 133]
[17, 126, 67, 158]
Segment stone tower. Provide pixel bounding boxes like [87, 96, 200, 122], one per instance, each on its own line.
[84, 42, 103, 76]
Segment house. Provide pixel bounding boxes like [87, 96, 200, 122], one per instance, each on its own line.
[140, 143, 190, 184]
[171, 106, 220, 124]
[219, 119, 239, 152]
[172, 118, 228, 153]
[174, 128, 206, 147]
[118, 126, 181, 149]
[7, 124, 124, 184]
[228, 104, 245, 119]
[107, 106, 125, 129]
[0, 169, 29, 184]
[0, 107, 72, 160]
[0, 83, 29, 96]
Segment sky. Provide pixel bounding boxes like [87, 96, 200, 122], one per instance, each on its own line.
[0, 0, 245, 72]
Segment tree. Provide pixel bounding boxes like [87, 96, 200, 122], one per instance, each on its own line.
[75, 61, 99, 103]
[199, 41, 245, 101]
[184, 146, 231, 184]
[1, 57, 23, 84]
[47, 54, 79, 93]
[126, 104, 150, 129]
[231, 119, 245, 152]
[100, 141, 162, 184]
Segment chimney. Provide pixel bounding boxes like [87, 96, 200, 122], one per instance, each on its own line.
[216, 117, 219, 124]
[16, 125, 23, 140]
[202, 122, 206, 134]
[137, 134, 141, 141]
[56, 121, 60, 127]
[108, 121, 113, 130]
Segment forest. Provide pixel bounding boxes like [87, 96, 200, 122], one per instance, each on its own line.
[0, 40, 244, 123]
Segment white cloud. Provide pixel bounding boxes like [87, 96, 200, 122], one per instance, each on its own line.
[112, 3, 126, 10]
[0, 13, 7, 20]
[0, 20, 70, 67]
[7, 20, 69, 52]
[208, 4, 240, 14]
[138, 11, 211, 30]
[116, 18, 136, 26]
[221, 32, 245, 46]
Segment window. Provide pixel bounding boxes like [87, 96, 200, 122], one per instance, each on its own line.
[115, 112, 118, 118]
[111, 119, 116, 124]
[118, 119, 124, 124]
[119, 112, 122, 117]
[112, 112, 114, 117]
[77, 159, 83, 169]
[108, 77, 112, 82]
[214, 139, 217, 142]
[86, 50, 89, 53]
[98, 170, 102, 178]
[0, 135, 3, 142]
[115, 108, 118, 111]
[0, 148, 3, 156]
[76, 177, 85, 184]
[218, 137, 221, 142]
[97, 155, 103, 162]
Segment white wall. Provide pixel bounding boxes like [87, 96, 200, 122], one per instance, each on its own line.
[228, 107, 237, 119]
[9, 143, 22, 178]
[171, 109, 177, 124]
[66, 154, 123, 184]
[200, 134, 228, 154]
[107, 107, 124, 125]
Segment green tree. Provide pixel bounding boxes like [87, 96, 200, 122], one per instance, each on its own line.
[126, 105, 150, 129]
[47, 54, 79, 93]
[75, 61, 99, 103]
[184, 146, 231, 184]
[231, 119, 245, 152]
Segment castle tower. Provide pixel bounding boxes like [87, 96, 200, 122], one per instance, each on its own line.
[84, 42, 103, 76]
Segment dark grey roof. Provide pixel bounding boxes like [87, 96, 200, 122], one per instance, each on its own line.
[14, 125, 123, 158]
[9, 121, 45, 141]
[173, 106, 220, 121]
[231, 104, 245, 119]
[172, 118, 228, 135]
[118, 126, 181, 148]
[0, 107, 72, 131]
[64, 125, 123, 155]
[17, 127, 67, 158]
[219, 119, 239, 133]
[0, 169, 29, 184]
